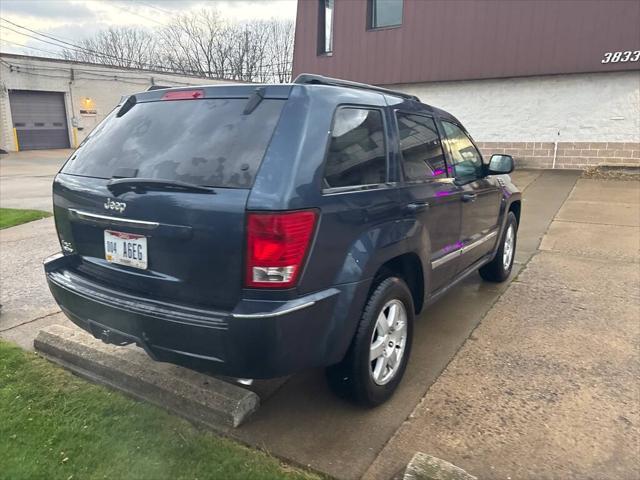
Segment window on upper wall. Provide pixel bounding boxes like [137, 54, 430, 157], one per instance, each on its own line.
[395, 112, 448, 181]
[369, 0, 403, 29]
[323, 107, 387, 190]
[318, 0, 334, 55]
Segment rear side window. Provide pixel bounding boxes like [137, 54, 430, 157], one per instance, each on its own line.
[323, 107, 387, 190]
[61, 98, 285, 188]
[395, 112, 447, 181]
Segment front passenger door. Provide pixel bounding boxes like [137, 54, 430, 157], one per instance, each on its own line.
[441, 121, 502, 271]
[394, 112, 462, 292]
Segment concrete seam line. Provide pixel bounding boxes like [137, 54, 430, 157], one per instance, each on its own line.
[551, 219, 639, 227]
[404, 452, 477, 480]
[0, 309, 62, 333]
[534, 248, 640, 265]
[519, 171, 544, 192]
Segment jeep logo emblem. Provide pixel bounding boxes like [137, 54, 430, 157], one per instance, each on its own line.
[104, 198, 126, 213]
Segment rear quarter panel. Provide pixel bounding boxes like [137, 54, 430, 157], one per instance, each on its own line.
[247, 85, 433, 296]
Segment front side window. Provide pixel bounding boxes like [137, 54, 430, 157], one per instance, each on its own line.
[396, 112, 447, 181]
[323, 107, 387, 189]
[370, 0, 403, 29]
[441, 121, 483, 181]
[319, 0, 334, 54]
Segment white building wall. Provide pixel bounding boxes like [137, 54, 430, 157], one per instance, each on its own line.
[0, 54, 229, 152]
[389, 71, 640, 168]
[389, 71, 640, 143]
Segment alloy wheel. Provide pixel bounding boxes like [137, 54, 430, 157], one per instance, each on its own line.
[369, 299, 408, 386]
[503, 224, 515, 270]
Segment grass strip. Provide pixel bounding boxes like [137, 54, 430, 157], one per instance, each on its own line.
[0, 208, 51, 229]
[0, 340, 319, 480]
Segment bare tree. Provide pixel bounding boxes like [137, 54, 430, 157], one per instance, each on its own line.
[64, 10, 295, 82]
[158, 13, 283, 82]
[62, 26, 161, 69]
[217, 19, 294, 82]
[266, 20, 295, 83]
[157, 9, 225, 77]
[225, 21, 271, 82]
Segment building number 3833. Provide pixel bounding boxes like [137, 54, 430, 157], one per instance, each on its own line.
[602, 51, 640, 63]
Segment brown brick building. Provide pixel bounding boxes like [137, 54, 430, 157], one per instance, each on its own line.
[293, 0, 640, 169]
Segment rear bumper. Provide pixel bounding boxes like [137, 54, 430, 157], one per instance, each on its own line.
[44, 253, 369, 378]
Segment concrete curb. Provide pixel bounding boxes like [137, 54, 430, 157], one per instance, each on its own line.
[404, 453, 477, 480]
[34, 324, 259, 430]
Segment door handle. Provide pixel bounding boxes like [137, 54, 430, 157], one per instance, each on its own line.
[462, 193, 477, 203]
[405, 202, 430, 213]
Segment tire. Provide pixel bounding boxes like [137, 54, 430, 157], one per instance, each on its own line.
[479, 211, 518, 282]
[326, 276, 414, 406]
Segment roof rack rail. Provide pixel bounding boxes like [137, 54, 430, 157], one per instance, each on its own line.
[293, 74, 419, 102]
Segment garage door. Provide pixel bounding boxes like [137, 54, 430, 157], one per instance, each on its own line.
[9, 90, 70, 150]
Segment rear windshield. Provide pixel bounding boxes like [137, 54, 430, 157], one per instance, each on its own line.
[61, 98, 285, 188]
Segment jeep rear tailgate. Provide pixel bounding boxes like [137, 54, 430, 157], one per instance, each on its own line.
[53, 94, 285, 309]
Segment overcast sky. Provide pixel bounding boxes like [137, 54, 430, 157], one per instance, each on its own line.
[0, 0, 297, 57]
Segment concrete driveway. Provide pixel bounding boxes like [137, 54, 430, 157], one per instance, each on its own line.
[364, 177, 640, 479]
[2, 152, 637, 479]
[0, 149, 71, 212]
[231, 170, 581, 479]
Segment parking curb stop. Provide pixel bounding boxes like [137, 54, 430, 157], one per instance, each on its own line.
[33, 324, 259, 430]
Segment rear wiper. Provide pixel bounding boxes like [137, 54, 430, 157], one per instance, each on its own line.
[106, 178, 216, 195]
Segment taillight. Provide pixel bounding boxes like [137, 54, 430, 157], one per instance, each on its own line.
[161, 89, 204, 101]
[245, 210, 317, 289]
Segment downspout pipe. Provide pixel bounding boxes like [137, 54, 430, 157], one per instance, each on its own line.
[68, 68, 79, 148]
[551, 130, 560, 169]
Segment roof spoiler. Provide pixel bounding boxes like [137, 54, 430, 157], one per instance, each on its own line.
[293, 74, 419, 102]
[116, 95, 136, 117]
[146, 85, 172, 91]
[116, 85, 170, 102]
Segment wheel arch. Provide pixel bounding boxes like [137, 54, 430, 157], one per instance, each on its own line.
[374, 252, 425, 314]
[508, 200, 521, 227]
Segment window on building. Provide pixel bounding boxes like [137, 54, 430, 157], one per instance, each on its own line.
[323, 107, 387, 189]
[318, 0, 334, 54]
[441, 121, 483, 181]
[369, 0, 403, 29]
[396, 112, 447, 181]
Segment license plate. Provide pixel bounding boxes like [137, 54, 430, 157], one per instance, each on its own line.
[104, 230, 148, 270]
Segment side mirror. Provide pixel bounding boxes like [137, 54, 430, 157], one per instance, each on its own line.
[488, 154, 514, 175]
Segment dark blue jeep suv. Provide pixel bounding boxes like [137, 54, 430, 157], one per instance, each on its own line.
[44, 75, 521, 405]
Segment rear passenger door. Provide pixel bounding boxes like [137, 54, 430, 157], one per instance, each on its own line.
[440, 121, 502, 271]
[307, 105, 407, 291]
[394, 111, 462, 293]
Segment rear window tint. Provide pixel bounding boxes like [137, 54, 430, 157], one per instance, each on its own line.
[62, 98, 285, 188]
[323, 107, 387, 190]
